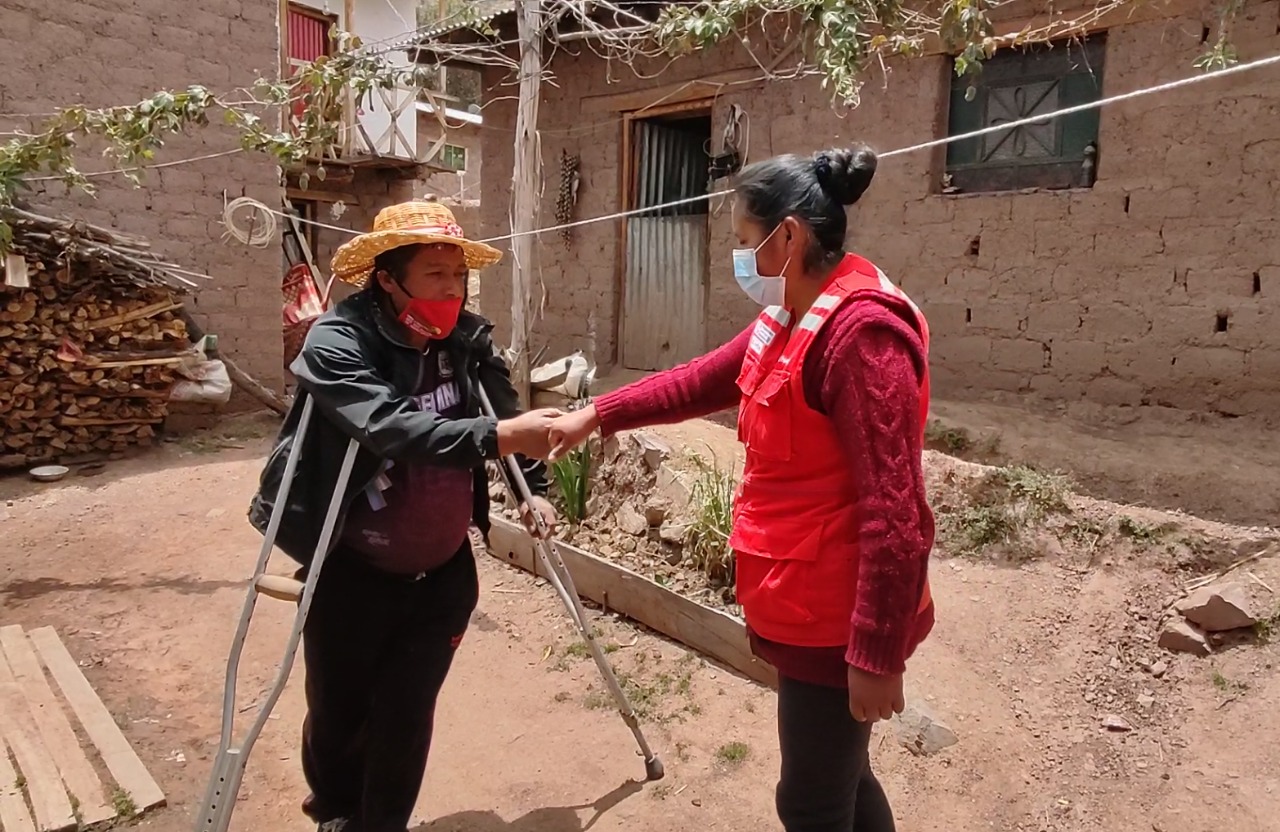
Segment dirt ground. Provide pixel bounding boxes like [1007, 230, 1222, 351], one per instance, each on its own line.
[3, 407, 1280, 832]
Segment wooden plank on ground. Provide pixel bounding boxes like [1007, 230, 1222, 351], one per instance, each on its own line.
[26, 627, 166, 813]
[0, 649, 76, 832]
[0, 735, 37, 832]
[0, 626, 114, 826]
[487, 515, 779, 688]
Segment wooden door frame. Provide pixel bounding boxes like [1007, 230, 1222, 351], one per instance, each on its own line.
[614, 98, 715, 371]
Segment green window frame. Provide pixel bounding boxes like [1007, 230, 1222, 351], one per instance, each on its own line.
[440, 143, 467, 172]
[945, 35, 1106, 193]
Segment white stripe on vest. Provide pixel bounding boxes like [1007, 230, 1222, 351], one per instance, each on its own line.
[748, 306, 793, 355]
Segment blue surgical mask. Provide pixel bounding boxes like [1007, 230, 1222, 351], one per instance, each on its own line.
[732, 227, 789, 307]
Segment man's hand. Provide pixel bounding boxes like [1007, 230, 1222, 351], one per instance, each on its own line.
[548, 404, 601, 462]
[519, 495, 558, 539]
[847, 666, 905, 722]
[496, 408, 564, 459]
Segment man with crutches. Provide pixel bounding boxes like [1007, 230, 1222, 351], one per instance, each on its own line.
[247, 202, 561, 832]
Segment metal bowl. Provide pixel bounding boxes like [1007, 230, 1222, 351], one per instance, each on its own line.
[28, 465, 70, 483]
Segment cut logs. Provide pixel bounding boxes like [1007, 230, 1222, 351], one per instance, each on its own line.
[1, 207, 199, 470]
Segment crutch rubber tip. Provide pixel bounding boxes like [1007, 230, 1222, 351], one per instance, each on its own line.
[645, 755, 665, 781]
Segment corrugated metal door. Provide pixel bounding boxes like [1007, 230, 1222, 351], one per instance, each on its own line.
[622, 121, 709, 371]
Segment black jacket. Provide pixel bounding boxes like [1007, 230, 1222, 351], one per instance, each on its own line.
[248, 289, 547, 566]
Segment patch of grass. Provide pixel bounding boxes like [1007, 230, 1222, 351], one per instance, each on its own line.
[584, 664, 700, 723]
[553, 690, 572, 703]
[925, 419, 973, 455]
[1064, 517, 1106, 544]
[583, 689, 612, 710]
[686, 456, 737, 584]
[938, 465, 1073, 557]
[564, 639, 619, 659]
[112, 787, 138, 819]
[551, 441, 592, 524]
[649, 784, 673, 801]
[925, 419, 1001, 458]
[1254, 608, 1280, 643]
[1211, 669, 1248, 694]
[1118, 515, 1166, 543]
[715, 741, 750, 764]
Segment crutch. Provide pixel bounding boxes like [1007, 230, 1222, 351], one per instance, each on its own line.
[192, 392, 361, 832]
[477, 383, 664, 782]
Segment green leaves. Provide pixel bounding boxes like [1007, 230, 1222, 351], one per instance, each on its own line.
[651, 0, 1241, 108]
[0, 31, 419, 216]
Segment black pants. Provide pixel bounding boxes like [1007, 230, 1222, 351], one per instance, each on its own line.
[776, 675, 897, 832]
[299, 545, 479, 832]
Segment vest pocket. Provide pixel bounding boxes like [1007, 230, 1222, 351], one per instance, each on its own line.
[734, 518, 823, 630]
[740, 370, 793, 462]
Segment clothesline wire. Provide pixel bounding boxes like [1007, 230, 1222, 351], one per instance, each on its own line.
[245, 50, 1280, 246]
[23, 149, 246, 183]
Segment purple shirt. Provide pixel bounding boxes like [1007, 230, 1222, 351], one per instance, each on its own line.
[341, 345, 475, 575]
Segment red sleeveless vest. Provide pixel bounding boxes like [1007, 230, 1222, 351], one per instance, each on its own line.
[729, 253, 934, 648]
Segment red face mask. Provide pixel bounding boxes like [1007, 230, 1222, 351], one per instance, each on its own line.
[398, 296, 463, 340]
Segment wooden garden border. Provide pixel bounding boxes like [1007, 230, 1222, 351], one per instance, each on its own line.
[485, 515, 779, 688]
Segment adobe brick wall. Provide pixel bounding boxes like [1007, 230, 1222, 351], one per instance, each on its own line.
[0, 0, 285, 394]
[478, 2, 1280, 419]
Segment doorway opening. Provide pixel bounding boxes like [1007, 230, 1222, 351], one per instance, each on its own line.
[619, 105, 712, 371]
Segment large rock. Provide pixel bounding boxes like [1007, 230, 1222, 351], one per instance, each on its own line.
[643, 499, 668, 527]
[1158, 618, 1211, 656]
[892, 702, 959, 756]
[656, 465, 692, 509]
[1174, 583, 1258, 632]
[631, 433, 671, 472]
[659, 521, 688, 545]
[614, 504, 648, 537]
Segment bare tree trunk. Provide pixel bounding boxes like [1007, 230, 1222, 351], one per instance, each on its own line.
[508, 0, 544, 409]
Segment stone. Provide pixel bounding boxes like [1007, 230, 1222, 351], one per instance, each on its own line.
[659, 521, 687, 545]
[643, 499, 668, 527]
[631, 432, 671, 471]
[614, 503, 647, 536]
[602, 434, 622, 462]
[656, 466, 692, 508]
[1158, 618, 1211, 657]
[1174, 583, 1258, 632]
[1101, 714, 1133, 732]
[892, 702, 959, 756]
[1149, 660, 1169, 678]
[665, 549, 683, 567]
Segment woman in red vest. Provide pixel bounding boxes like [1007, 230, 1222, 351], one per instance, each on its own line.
[548, 146, 934, 832]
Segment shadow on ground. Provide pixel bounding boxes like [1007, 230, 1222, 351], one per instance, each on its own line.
[412, 780, 642, 832]
[0, 574, 246, 602]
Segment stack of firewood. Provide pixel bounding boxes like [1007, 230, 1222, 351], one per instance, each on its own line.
[0, 207, 201, 469]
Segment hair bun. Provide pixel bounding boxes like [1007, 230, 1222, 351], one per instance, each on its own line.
[814, 146, 877, 206]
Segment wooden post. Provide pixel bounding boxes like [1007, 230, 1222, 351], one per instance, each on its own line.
[343, 0, 356, 158]
[508, 0, 545, 408]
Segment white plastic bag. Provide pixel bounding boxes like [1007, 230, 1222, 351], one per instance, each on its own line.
[170, 359, 233, 405]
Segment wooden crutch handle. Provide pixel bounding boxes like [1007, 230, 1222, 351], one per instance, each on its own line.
[253, 574, 304, 603]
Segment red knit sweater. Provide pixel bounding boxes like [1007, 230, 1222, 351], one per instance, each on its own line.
[594, 295, 935, 686]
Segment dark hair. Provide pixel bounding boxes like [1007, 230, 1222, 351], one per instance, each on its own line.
[371, 243, 430, 288]
[735, 145, 877, 271]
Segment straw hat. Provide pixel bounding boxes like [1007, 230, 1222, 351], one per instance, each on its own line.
[330, 201, 503, 288]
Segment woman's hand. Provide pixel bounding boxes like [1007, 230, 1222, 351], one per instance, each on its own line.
[496, 408, 564, 459]
[520, 495, 558, 539]
[548, 404, 601, 462]
[846, 666, 905, 722]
